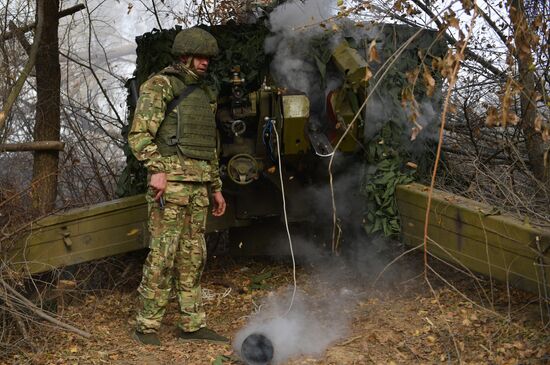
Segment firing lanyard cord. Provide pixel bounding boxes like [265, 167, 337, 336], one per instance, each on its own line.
[270, 119, 297, 315]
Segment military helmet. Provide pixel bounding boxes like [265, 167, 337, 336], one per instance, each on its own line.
[171, 27, 219, 57]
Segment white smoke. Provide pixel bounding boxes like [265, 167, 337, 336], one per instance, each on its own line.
[265, 0, 340, 109]
[267, 0, 337, 34]
[233, 288, 350, 364]
[231, 161, 394, 364]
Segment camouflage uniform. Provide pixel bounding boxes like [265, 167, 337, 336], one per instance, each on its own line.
[129, 60, 221, 333]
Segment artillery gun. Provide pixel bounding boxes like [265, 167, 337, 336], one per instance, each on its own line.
[123, 23, 402, 243]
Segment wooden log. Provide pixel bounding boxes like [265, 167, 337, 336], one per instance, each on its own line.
[0, 141, 65, 152]
[0, 4, 86, 42]
[396, 183, 550, 294]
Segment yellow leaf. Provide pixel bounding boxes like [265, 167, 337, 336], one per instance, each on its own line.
[127, 228, 140, 236]
[70, 346, 78, 353]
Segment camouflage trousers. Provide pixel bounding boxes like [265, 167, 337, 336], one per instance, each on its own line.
[136, 181, 209, 333]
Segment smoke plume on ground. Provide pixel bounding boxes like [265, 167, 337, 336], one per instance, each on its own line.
[233, 288, 350, 364]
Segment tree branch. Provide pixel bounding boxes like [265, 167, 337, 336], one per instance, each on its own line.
[408, 0, 506, 78]
[151, 0, 163, 30]
[0, 141, 65, 152]
[8, 20, 31, 54]
[1, 278, 91, 338]
[0, 4, 86, 42]
[0, 0, 44, 132]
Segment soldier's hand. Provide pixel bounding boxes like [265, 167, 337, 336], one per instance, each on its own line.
[149, 173, 167, 201]
[211, 191, 226, 216]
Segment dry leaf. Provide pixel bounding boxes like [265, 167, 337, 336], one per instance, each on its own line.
[534, 114, 543, 131]
[364, 66, 373, 82]
[406, 68, 420, 84]
[423, 66, 436, 97]
[486, 106, 499, 126]
[448, 16, 459, 29]
[410, 126, 421, 141]
[368, 40, 380, 63]
[127, 228, 140, 236]
[393, 0, 404, 12]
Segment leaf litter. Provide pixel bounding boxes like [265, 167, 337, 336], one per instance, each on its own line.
[4, 252, 549, 365]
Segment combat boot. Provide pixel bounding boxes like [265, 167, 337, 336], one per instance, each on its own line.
[177, 327, 229, 344]
[132, 330, 161, 346]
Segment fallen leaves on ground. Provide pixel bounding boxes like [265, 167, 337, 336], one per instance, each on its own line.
[4, 254, 549, 365]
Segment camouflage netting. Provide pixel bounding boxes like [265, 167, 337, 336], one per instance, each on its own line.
[116, 21, 446, 237]
[358, 25, 447, 236]
[261, 22, 446, 236]
[116, 23, 271, 197]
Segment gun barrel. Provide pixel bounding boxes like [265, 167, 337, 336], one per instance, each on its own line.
[332, 40, 368, 86]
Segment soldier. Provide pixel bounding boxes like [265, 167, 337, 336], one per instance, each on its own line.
[128, 27, 227, 346]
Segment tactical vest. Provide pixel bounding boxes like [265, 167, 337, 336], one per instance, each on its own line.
[155, 70, 217, 161]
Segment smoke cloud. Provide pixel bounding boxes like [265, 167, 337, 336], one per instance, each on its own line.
[231, 159, 403, 363]
[265, 0, 442, 143]
[265, 0, 340, 115]
[233, 287, 350, 364]
[232, 3, 442, 363]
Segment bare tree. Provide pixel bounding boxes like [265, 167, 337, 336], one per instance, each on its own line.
[509, 0, 548, 182]
[30, 0, 61, 214]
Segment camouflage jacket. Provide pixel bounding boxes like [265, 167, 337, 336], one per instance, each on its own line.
[128, 64, 222, 192]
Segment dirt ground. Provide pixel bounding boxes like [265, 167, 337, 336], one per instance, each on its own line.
[3, 248, 550, 365]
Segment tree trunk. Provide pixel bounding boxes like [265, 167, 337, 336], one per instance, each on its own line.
[31, 0, 61, 214]
[510, 0, 549, 183]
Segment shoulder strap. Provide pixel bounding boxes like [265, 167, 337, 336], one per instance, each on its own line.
[165, 84, 199, 118]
